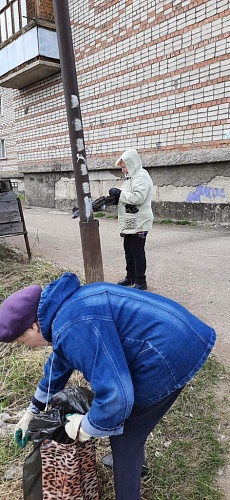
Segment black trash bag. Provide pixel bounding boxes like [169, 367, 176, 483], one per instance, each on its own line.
[72, 206, 80, 218]
[92, 195, 116, 211]
[50, 385, 94, 415]
[27, 407, 71, 444]
[24, 386, 94, 500]
[72, 194, 116, 218]
[24, 408, 71, 500]
[23, 442, 43, 500]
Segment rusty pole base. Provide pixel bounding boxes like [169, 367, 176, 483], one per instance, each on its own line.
[79, 220, 104, 283]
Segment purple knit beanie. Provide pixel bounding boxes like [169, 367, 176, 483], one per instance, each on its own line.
[0, 285, 42, 343]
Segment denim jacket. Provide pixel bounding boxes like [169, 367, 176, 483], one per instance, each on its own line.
[32, 273, 216, 438]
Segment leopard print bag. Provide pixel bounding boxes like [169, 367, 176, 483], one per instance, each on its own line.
[40, 432, 100, 500]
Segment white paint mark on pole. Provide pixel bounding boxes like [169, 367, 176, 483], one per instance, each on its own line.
[77, 153, 86, 163]
[71, 95, 79, 108]
[81, 163, 88, 176]
[77, 138, 84, 151]
[74, 118, 83, 131]
[82, 182, 90, 194]
[84, 196, 93, 219]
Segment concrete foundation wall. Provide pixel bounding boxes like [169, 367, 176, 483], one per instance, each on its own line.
[153, 201, 230, 223]
[23, 159, 230, 221]
[24, 169, 77, 209]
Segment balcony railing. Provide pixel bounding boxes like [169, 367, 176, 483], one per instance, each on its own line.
[0, 0, 54, 44]
[0, 0, 27, 43]
[0, 0, 59, 89]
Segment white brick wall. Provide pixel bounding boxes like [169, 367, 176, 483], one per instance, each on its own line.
[0, 87, 18, 173]
[10, 0, 230, 170]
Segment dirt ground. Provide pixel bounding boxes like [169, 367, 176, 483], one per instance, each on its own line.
[3, 205, 230, 496]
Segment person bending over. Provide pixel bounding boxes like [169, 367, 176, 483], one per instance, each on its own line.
[0, 273, 216, 500]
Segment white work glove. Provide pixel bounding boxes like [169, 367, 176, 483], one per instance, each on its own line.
[14, 408, 35, 448]
[65, 414, 91, 443]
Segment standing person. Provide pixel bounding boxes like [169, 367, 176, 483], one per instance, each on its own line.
[0, 273, 216, 500]
[109, 148, 154, 290]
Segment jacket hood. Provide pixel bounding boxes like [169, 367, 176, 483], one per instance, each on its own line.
[37, 273, 81, 342]
[119, 149, 142, 177]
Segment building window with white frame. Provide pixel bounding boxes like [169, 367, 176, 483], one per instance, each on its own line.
[0, 0, 27, 43]
[0, 139, 6, 159]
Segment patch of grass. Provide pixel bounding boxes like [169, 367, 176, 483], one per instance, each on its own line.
[142, 357, 228, 499]
[157, 219, 197, 226]
[0, 243, 70, 297]
[94, 211, 106, 217]
[94, 212, 117, 219]
[0, 243, 229, 499]
[1, 344, 46, 410]
[105, 214, 117, 219]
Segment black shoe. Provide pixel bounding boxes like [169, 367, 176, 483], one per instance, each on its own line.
[117, 278, 133, 286]
[102, 454, 148, 477]
[133, 283, 147, 290]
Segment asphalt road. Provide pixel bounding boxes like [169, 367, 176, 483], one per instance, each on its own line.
[3, 205, 230, 364]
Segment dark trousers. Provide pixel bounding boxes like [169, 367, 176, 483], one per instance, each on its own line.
[123, 234, 147, 285]
[110, 388, 183, 500]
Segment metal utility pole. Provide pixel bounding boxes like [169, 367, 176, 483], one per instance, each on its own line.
[53, 0, 104, 283]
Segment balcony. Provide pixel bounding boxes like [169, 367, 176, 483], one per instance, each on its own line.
[0, 0, 60, 89]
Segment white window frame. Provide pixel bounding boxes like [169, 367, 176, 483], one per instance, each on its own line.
[0, 0, 27, 43]
[0, 95, 3, 116]
[0, 1, 7, 11]
[0, 139, 6, 159]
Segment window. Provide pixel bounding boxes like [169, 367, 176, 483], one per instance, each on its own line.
[11, 180, 18, 190]
[0, 96, 3, 115]
[0, 139, 6, 159]
[0, 0, 27, 43]
[0, 1, 7, 10]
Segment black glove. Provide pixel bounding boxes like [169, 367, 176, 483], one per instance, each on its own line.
[109, 188, 121, 205]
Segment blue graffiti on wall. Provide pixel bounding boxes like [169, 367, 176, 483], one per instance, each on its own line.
[186, 184, 227, 203]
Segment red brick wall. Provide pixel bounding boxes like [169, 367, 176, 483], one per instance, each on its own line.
[38, 0, 53, 20]
[26, 0, 35, 18]
[27, 0, 53, 21]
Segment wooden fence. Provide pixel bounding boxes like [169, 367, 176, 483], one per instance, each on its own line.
[0, 191, 31, 258]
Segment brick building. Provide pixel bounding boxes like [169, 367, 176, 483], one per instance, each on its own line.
[0, 87, 19, 181]
[0, 0, 230, 221]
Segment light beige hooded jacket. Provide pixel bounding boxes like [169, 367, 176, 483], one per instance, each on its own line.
[117, 149, 154, 234]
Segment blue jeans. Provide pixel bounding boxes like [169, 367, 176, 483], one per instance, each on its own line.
[110, 387, 184, 500]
